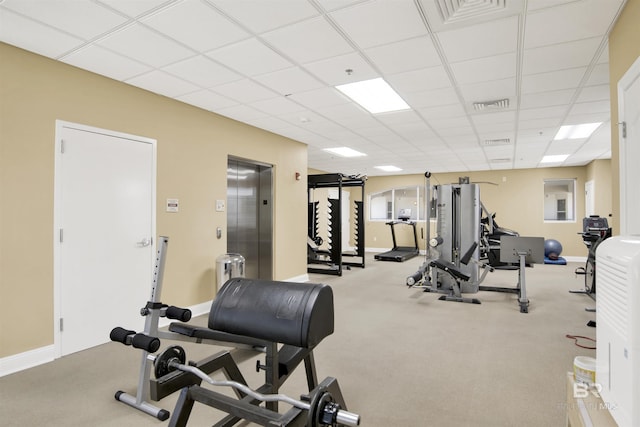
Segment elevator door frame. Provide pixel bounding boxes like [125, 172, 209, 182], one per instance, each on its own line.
[227, 156, 273, 280]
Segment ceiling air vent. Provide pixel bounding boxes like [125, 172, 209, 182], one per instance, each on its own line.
[436, 0, 507, 24]
[490, 158, 511, 163]
[473, 98, 510, 111]
[483, 138, 511, 146]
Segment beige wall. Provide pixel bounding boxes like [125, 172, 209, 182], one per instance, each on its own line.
[364, 167, 604, 257]
[586, 159, 613, 219]
[608, 0, 640, 235]
[0, 43, 308, 358]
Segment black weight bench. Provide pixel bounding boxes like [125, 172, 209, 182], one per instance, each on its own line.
[163, 278, 338, 426]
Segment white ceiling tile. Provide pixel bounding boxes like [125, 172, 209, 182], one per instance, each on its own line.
[1, 0, 127, 40]
[206, 38, 292, 77]
[450, 52, 516, 85]
[261, 16, 354, 63]
[522, 37, 602, 76]
[253, 67, 325, 96]
[304, 52, 378, 86]
[210, 79, 278, 103]
[0, 9, 84, 58]
[96, 23, 194, 67]
[521, 67, 587, 94]
[563, 112, 609, 126]
[290, 87, 351, 110]
[520, 89, 574, 109]
[569, 100, 610, 116]
[98, 0, 172, 18]
[330, 0, 427, 49]
[126, 70, 200, 97]
[61, 44, 151, 81]
[544, 139, 584, 156]
[141, 0, 249, 52]
[214, 104, 270, 123]
[364, 36, 442, 75]
[519, 105, 568, 121]
[404, 87, 459, 109]
[177, 89, 238, 111]
[375, 110, 422, 126]
[437, 126, 475, 138]
[458, 78, 516, 105]
[418, 104, 466, 120]
[387, 66, 451, 94]
[163, 55, 242, 88]
[315, 104, 381, 129]
[430, 117, 473, 131]
[249, 97, 307, 115]
[208, 0, 319, 34]
[518, 117, 563, 130]
[585, 63, 610, 86]
[524, 0, 624, 49]
[576, 84, 610, 103]
[435, 16, 518, 63]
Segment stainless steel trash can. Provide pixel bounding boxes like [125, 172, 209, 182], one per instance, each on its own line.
[216, 253, 245, 290]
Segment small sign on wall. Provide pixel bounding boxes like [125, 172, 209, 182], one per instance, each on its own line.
[166, 198, 179, 213]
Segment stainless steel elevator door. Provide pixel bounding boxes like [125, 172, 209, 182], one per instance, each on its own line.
[227, 158, 273, 280]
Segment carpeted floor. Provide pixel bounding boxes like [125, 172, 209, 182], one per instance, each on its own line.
[0, 254, 596, 426]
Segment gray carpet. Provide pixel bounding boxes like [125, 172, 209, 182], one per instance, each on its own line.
[0, 254, 596, 426]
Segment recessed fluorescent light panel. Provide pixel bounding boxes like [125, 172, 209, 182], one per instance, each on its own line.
[541, 154, 569, 163]
[323, 147, 367, 158]
[335, 78, 410, 114]
[374, 165, 402, 172]
[554, 123, 602, 140]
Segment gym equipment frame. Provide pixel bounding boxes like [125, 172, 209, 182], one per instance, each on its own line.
[112, 277, 359, 426]
[111, 238, 320, 421]
[478, 236, 545, 313]
[308, 173, 365, 276]
[406, 173, 542, 312]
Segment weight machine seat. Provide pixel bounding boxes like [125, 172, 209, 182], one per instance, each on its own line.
[209, 278, 334, 349]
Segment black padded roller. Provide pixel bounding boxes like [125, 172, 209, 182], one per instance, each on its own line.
[165, 306, 192, 322]
[110, 327, 136, 345]
[209, 278, 334, 348]
[131, 333, 161, 353]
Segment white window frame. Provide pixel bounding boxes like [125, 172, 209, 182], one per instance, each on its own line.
[368, 186, 423, 221]
[543, 178, 577, 223]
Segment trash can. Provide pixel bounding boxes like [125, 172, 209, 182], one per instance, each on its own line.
[216, 253, 245, 290]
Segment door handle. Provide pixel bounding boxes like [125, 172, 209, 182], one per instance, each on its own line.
[136, 237, 152, 247]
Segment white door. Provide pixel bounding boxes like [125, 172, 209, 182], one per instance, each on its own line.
[618, 55, 640, 235]
[585, 180, 595, 217]
[54, 121, 156, 356]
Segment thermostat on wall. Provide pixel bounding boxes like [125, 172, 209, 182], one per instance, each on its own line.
[166, 198, 179, 213]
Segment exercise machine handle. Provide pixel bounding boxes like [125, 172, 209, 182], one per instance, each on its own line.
[165, 306, 192, 322]
[132, 333, 161, 353]
[110, 327, 160, 353]
[110, 327, 136, 345]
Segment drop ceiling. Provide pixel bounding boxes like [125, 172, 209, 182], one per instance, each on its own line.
[0, 0, 626, 176]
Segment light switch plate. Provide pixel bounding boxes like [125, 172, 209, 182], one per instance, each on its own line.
[216, 199, 225, 212]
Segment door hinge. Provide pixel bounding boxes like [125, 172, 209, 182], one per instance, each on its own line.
[60, 139, 65, 153]
[620, 121, 627, 138]
[59, 228, 63, 243]
[59, 318, 64, 332]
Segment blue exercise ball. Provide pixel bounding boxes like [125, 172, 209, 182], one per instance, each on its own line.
[544, 239, 563, 260]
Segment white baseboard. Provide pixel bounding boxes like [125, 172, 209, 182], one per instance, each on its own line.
[285, 273, 310, 283]
[560, 256, 587, 263]
[0, 345, 55, 378]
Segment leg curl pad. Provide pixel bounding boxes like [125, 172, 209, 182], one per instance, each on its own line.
[209, 278, 334, 348]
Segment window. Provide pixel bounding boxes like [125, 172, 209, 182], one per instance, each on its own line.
[369, 186, 422, 221]
[544, 179, 576, 222]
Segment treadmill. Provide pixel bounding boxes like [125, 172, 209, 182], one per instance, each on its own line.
[375, 220, 420, 262]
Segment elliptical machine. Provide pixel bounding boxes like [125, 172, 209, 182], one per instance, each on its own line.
[572, 215, 612, 300]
